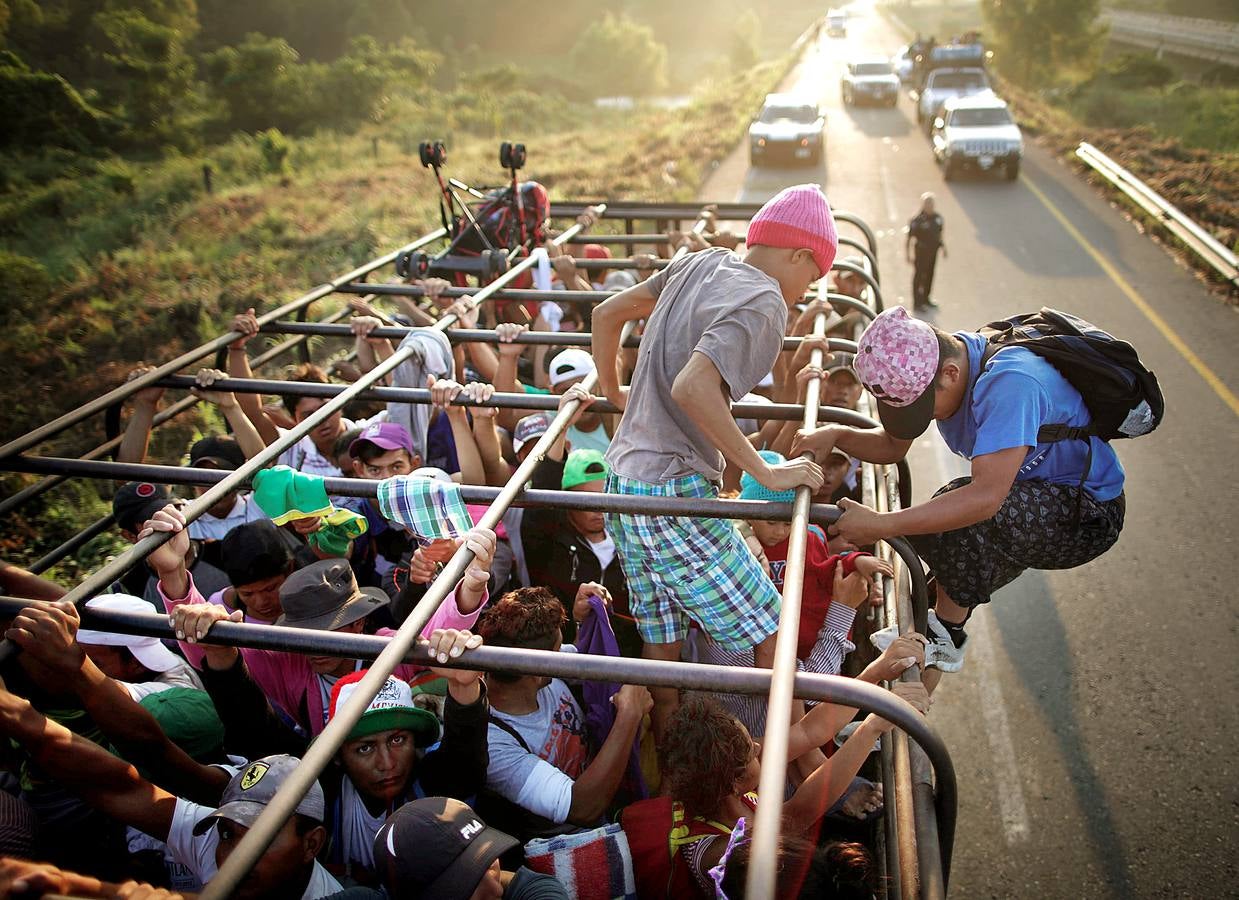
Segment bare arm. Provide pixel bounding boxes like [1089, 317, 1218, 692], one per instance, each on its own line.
[0, 687, 178, 841]
[782, 714, 888, 834]
[567, 685, 650, 824]
[117, 368, 164, 464]
[671, 354, 823, 493]
[793, 423, 913, 466]
[591, 281, 658, 410]
[884, 445, 1023, 535]
[226, 308, 280, 445]
[0, 562, 65, 601]
[4, 600, 229, 805]
[191, 370, 266, 459]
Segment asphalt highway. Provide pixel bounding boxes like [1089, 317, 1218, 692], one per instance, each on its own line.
[699, 3, 1239, 896]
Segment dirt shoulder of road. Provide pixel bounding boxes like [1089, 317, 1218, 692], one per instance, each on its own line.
[998, 78, 1238, 302]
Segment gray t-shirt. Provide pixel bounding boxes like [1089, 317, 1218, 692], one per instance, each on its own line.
[605, 248, 788, 482]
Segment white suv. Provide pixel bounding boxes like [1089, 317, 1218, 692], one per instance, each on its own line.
[931, 94, 1024, 181]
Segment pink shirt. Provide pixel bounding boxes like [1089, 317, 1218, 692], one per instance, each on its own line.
[160, 574, 486, 735]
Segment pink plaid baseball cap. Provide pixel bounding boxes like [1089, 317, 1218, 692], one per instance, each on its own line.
[747, 184, 838, 279]
[853, 307, 940, 440]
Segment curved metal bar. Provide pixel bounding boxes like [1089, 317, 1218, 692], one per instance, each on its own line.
[830, 261, 885, 313]
[837, 235, 880, 285]
[0, 595, 957, 878]
[337, 283, 610, 304]
[149, 375, 880, 428]
[816, 292, 878, 322]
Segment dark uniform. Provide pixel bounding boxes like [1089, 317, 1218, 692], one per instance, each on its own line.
[908, 209, 944, 310]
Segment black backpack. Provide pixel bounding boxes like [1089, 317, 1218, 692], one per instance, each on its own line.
[980, 308, 1164, 446]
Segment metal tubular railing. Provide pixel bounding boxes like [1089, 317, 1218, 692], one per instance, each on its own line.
[195, 208, 612, 898]
[747, 308, 830, 897]
[0, 229, 448, 463]
[4, 457, 849, 528]
[0, 304, 357, 522]
[1, 196, 955, 897]
[144, 375, 880, 428]
[338, 283, 610, 303]
[227, 321, 862, 354]
[548, 203, 880, 257]
[0, 596, 957, 816]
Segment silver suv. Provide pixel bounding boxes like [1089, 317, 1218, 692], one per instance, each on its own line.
[931, 94, 1024, 181]
[842, 59, 900, 107]
[748, 94, 825, 166]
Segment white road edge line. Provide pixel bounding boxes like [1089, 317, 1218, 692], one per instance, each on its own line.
[928, 435, 1031, 844]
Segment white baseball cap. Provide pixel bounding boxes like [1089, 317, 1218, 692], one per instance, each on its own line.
[78, 594, 184, 673]
[548, 348, 595, 387]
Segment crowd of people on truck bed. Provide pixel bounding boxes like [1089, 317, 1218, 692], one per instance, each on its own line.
[0, 182, 1128, 899]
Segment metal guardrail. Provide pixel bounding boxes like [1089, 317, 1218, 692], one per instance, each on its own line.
[1076, 142, 1239, 289]
[1102, 9, 1239, 65]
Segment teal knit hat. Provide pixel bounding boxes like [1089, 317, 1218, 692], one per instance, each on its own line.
[739, 451, 796, 504]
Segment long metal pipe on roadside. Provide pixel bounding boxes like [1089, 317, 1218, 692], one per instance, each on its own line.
[0, 229, 448, 462]
[197, 207, 610, 899]
[746, 310, 829, 898]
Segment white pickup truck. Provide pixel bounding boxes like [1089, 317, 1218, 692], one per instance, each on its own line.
[916, 67, 991, 132]
[930, 94, 1024, 181]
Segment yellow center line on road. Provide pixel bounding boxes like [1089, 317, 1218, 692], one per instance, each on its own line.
[1021, 173, 1239, 418]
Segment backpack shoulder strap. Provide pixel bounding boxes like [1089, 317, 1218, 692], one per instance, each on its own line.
[490, 714, 534, 754]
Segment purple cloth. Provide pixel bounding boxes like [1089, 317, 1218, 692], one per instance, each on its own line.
[576, 594, 648, 801]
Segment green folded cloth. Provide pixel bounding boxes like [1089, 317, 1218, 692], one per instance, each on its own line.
[309, 507, 368, 556]
[253, 466, 367, 556]
[253, 466, 334, 525]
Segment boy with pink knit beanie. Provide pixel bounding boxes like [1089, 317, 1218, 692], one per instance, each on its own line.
[591, 184, 838, 740]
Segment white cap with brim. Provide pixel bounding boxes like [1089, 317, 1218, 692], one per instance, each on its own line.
[548, 348, 595, 387]
[78, 594, 184, 673]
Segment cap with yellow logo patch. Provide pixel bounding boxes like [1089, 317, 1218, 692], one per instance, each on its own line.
[192, 754, 325, 835]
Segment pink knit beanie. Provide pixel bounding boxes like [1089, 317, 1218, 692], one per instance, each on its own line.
[746, 184, 838, 278]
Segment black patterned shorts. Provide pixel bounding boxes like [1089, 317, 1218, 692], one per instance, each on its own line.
[910, 478, 1126, 608]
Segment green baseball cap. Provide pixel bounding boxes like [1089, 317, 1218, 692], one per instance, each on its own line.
[139, 688, 225, 763]
[562, 449, 609, 491]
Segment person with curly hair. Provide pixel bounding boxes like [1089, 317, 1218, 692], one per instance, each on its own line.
[622, 691, 924, 898]
[475, 588, 652, 841]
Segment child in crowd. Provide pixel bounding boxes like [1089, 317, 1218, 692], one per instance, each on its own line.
[591, 184, 839, 739]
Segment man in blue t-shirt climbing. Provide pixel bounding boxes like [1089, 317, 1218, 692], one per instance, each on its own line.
[793, 307, 1126, 686]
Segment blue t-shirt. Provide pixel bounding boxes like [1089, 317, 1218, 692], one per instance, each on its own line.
[935, 333, 1125, 501]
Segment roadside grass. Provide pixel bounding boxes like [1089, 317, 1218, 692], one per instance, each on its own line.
[0, 55, 792, 583]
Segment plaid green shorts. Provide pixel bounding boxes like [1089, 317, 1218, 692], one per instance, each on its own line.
[605, 472, 781, 650]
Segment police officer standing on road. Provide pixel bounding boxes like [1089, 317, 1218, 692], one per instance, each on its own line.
[907, 192, 946, 311]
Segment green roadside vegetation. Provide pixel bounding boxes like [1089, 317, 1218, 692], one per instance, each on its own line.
[880, 1, 1237, 282]
[0, 0, 822, 581]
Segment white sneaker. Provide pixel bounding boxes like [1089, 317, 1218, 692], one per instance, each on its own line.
[924, 609, 967, 673]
